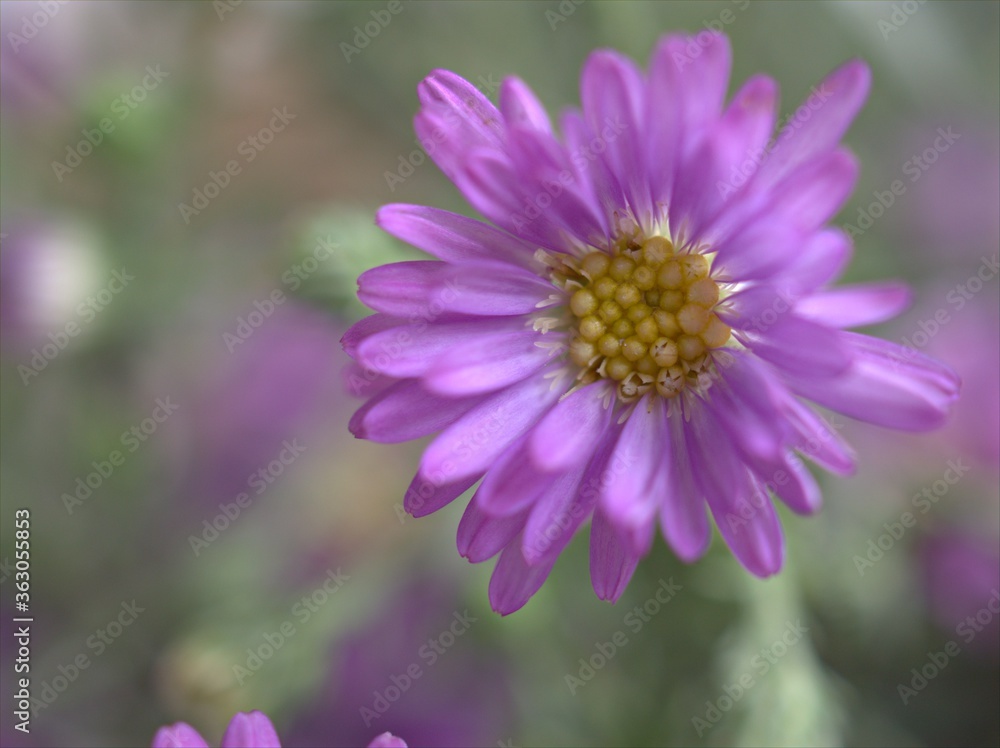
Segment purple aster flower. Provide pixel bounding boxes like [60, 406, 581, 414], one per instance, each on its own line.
[343, 33, 960, 614]
[151, 710, 405, 748]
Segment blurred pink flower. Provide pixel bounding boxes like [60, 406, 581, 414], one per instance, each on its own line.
[920, 531, 1000, 657]
[152, 710, 405, 748]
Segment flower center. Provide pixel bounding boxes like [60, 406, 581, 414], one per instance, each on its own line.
[559, 235, 731, 402]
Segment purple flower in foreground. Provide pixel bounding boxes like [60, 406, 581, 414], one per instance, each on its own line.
[152, 710, 405, 748]
[343, 33, 960, 614]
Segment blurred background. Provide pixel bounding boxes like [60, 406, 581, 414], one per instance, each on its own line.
[0, 1, 997, 746]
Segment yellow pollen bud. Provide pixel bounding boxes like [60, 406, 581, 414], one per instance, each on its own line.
[677, 304, 711, 335]
[598, 299, 623, 323]
[678, 334, 706, 360]
[632, 265, 656, 290]
[679, 254, 709, 282]
[650, 337, 678, 368]
[611, 318, 634, 339]
[657, 261, 683, 290]
[597, 333, 621, 358]
[570, 288, 598, 317]
[578, 315, 606, 342]
[636, 356, 658, 375]
[622, 336, 648, 362]
[700, 315, 732, 349]
[659, 290, 684, 312]
[581, 251, 611, 278]
[635, 315, 659, 342]
[653, 309, 680, 338]
[593, 276, 617, 300]
[686, 277, 719, 307]
[609, 256, 636, 281]
[606, 355, 632, 380]
[614, 282, 641, 308]
[626, 302, 652, 323]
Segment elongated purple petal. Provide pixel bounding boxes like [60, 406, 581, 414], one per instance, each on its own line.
[522, 464, 588, 565]
[221, 711, 281, 748]
[420, 369, 563, 482]
[796, 282, 911, 328]
[358, 260, 555, 317]
[738, 315, 852, 378]
[458, 495, 529, 562]
[601, 395, 664, 536]
[660, 408, 711, 562]
[687, 403, 784, 576]
[780, 395, 857, 476]
[590, 508, 642, 602]
[581, 50, 651, 224]
[376, 204, 540, 269]
[754, 59, 871, 190]
[356, 316, 528, 379]
[529, 381, 613, 472]
[787, 332, 960, 431]
[474, 434, 556, 516]
[152, 724, 210, 748]
[404, 471, 481, 518]
[500, 76, 552, 133]
[423, 328, 554, 395]
[349, 380, 485, 443]
[489, 535, 557, 615]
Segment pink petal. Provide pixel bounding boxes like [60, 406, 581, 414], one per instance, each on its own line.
[404, 471, 481, 518]
[753, 59, 871, 191]
[787, 332, 960, 431]
[349, 379, 485, 443]
[521, 464, 589, 565]
[424, 328, 555, 395]
[474, 434, 556, 516]
[356, 316, 529, 379]
[420, 369, 564, 482]
[529, 381, 613, 472]
[589, 507, 642, 602]
[580, 49, 651, 224]
[357, 260, 554, 318]
[780, 395, 857, 477]
[458, 494, 529, 562]
[601, 395, 665, 539]
[151, 724, 210, 748]
[376, 204, 539, 269]
[367, 733, 408, 748]
[659, 409, 711, 562]
[220, 711, 281, 748]
[488, 535, 557, 615]
[796, 282, 911, 328]
[500, 76, 552, 132]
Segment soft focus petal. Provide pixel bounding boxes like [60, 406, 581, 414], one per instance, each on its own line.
[796, 282, 911, 328]
[151, 724, 210, 748]
[220, 711, 281, 748]
[753, 59, 871, 190]
[368, 733, 409, 748]
[787, 332, 961, 431]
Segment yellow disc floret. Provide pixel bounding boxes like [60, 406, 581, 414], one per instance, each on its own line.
[563, 236, 731, 402]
